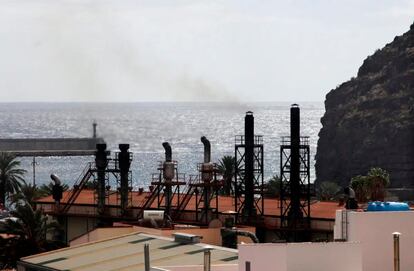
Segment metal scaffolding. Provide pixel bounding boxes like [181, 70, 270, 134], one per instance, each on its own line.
[234, 112, 265, 224]
[279, 104, 311, 242]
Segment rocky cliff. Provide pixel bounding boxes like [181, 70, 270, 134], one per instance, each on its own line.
[316, 23, 414, 188]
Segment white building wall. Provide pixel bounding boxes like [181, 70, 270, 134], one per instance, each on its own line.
[238, 242, 361, 271]
[334, 210, 414, 271]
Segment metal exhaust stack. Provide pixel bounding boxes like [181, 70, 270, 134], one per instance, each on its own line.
[50, 174, 63, 209]
[201, 136, 213, 219]
[201, 136, 211, 163]
[243, 111, 256, 219]
[163, 142, 172, 162]
[393, 232, 401, 271]
[162, 142, 174, 215]
[95, 143, 108, 215]
[118, 144, 131, 213]
[288, 104, 303, 223]
[203, 247, 212, 271]
[144, 243, 150, 271]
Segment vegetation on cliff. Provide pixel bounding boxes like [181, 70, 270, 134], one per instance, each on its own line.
[316, 22, 414, 188]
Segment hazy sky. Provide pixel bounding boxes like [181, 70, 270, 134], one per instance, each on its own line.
[0, 0, 413, 102]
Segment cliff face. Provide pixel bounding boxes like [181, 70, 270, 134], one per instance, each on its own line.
[316, 23, 414, 188]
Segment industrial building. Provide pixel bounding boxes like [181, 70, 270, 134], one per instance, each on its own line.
[18, 232, 238, 271]
[14, 104, 410, 271]
[18, 208, 413, 271]
[35, 105, 338, 244]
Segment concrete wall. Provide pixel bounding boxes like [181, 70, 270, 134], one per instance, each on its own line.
[334, 210, 414, 271]
[66, 216, 98, 242]
[238, 242, 362, 271]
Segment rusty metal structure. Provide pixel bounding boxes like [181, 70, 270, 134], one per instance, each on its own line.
[60, 143, 133, 217]
[172, 137, 222, 224]
[51, 106, 322, 243]
[234, 111, 265, 224]
[136, 142, 186, 219]
[279, 104, 311, 242]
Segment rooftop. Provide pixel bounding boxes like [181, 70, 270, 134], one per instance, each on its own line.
[20, 232, 238, 271]
[36, 190, 342, 219]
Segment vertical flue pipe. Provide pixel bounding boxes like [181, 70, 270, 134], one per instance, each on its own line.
[144, 243, 150, 271]
[118, 144, 131, 213]
[393, 232, 401, 271]
[201, 136, 211, 163]
[204, 248, 211, 271]
[243, 111, 255, 220]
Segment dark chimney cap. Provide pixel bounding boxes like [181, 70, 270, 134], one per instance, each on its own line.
[246, 111, 253, 115]
[119, 144, 130, 151]
[96, 143, 107, 151]
[291, 103, 299, 108]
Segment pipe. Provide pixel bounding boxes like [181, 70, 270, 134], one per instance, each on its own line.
[50, 174, 61, 185]
[204, 247, 211, 271]
[393, 232, 400, 271]
[118, 144, 131, 213]
[95, 143, 108, 215]
[201, 136, 211, 163]
[235, 230, 260, 243]
[162, 142, 172, 162]
[144, 243, 150, 271]
[244, 111, 255, 219]
[288, 104, 303, 224]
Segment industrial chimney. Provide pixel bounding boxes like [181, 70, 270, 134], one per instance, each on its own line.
[95, 143, 109, 215]
[118, 144, 131, 214]
[200, 136, 214, 221]
[287, 104, 303, 224]
[162, 142, 174, 215]
[243, 111, 256, 219]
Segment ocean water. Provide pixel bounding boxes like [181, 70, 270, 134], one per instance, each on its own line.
[0, 102, 324, 188]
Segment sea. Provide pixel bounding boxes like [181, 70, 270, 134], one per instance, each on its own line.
[0, 102, 324, 189]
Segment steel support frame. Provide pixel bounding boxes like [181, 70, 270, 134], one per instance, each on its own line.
[234, 135, 265, 223]
[279, 137, 311, 241]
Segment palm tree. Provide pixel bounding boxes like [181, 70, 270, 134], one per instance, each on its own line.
[350, 167, 390, 202]
[38, 182, 69, 197]
[318, 181, 341, 201]
[0, 152, 26, 206]
[367, 167, 390, 201]
[10, 183, 42, 208]
[265, 175, 281, 198]
[0, 203, 64, 268]
[217, 155, 235, 195]
[350, 175, 370, 202]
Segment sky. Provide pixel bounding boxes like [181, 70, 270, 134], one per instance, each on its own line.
[0, 0, 413, 103]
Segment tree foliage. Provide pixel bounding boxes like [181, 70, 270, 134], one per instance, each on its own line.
[10, 183, 43, 208]
[0, 152, 26, 205]
[38, 182, 69, 197]
[350, 167, 390, 202]
[318, 181, 341, 201]
[265, 175, 281, 198]
[0, 203, 64, 268]
[217, 155, 235, 195]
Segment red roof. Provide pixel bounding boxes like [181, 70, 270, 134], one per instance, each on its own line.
[37, 190, 342, 219]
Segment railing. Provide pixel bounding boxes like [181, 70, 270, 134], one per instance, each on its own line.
[60, 162, 93, 213]
[281, 136, 310, 145]
[235, 135, 263, 145]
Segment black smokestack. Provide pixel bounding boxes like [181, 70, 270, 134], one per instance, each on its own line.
[201, 136, 211, 163]
[118, 144, 131, 213]
[244, 111, 255, 218]
[162, 142, 172, 162]
[95, 143, 108, 215]
[288, 104, 303, 223]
